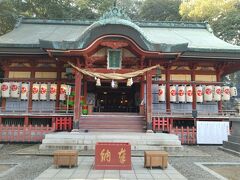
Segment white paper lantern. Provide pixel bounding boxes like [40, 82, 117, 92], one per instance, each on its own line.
[204, 85, 213, 102]
[222, 86, 230, 101]
[170, 85, 177, 102]
[186, 85, 193, 103]
[213, 86, 221, 101]
[230, 87, 237, 97]
[1, 82, 10, 98]
[40, 83, 48, 100]
[32, 83, 40, 100]
[178, 85, 186, 103]
[49, 84, 57, 100]
[158, 85, 166, 102]
[10, 82, 20, 98]
[196, 85, 203, 103]
[21, 83, 29, 100]
[60, 84, 67, 101]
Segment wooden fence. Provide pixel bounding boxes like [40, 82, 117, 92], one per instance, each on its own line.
[170, 125, 196, 145]
[0, 124, 55, 142]
[152, 117, 171, 132]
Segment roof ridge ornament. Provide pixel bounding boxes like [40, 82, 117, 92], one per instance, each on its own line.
[100, 7, 131, 21]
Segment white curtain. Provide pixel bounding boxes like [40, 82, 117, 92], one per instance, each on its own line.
[197, 121, 229, 144]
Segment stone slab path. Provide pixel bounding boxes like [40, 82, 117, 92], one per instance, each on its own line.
[35, 156, 187, 180]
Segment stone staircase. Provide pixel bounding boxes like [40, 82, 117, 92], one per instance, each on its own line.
[79, 113, 146, 133]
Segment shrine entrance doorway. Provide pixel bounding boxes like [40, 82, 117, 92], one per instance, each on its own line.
[93, 82, 140, 113]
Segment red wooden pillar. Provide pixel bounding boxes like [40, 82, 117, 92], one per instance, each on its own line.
[165, 67, 170, 113]
[146, 71, 153, 132]
[24, 116, 29, 126]
[28, 69, 34, 112]
[216, 71, 222, 113]
[191, 70, 196, 111]
[84, 77, 87, 102]
[140, 75, 145, 103]
[73, 59, 82, 130]
[55, 63, 61, 110]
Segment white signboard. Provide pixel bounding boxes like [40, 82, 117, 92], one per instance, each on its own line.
[197, 121, 229, 144]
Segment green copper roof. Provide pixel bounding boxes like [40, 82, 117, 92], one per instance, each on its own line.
[0, 7, 239, 54]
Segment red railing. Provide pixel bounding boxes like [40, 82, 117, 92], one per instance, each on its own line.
[55, 117, 73, 131]
[0, 124, 55, 142]
[152, 117, 171, 132]
[170, 125, 196, 145]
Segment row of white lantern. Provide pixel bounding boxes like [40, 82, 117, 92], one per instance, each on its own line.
[0, 82, 71, 101]
[158, 85, 237, 103]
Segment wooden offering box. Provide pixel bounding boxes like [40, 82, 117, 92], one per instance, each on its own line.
[53, 150, 78, 168]
[144, 151, 168, 169]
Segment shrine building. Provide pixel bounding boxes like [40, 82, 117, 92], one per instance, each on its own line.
[0, 8, 240, 144]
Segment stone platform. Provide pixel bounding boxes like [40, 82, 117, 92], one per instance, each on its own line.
[40, 132, 182, 152]
[222, 118, 240, 156]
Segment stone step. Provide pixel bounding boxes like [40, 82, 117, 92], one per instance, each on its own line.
[40, 132, 182, 152]
[40, 144, 183, 152]
[79, 129, 145, 133]
[223, 141, 240, 152]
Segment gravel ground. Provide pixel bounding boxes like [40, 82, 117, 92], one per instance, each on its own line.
[170, 145, 240, 180]
[1, 144, 240, 180]
[0, 144, 52, 180]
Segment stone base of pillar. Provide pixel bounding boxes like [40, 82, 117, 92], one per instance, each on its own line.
[72, 121, 79, 130]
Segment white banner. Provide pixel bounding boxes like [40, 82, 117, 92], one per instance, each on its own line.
[197, 121, 229, 144]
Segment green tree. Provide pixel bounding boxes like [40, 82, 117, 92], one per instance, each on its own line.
[179, 0, 240, 45]
[139, 0, 181, 21]
[0, 0, 17, 35]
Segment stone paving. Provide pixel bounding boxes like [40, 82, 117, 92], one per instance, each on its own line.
[35, 156, 187, 180]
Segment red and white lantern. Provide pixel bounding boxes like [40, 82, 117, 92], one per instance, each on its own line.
[196, 85, 203, 103]
[186, 85, 193, 103]
[213, 86, 221, 101]
[1, 82, 10, 98]
[170, 85, 177, 102]
[32, 83, 40, 100]
[158, 85, 166, 102]
[230, 87, 237, 97]
[204, 85, 213, 102]
[49, 84, 57, 100]
[40, 83, 48, 100]
[178, 85, 186, 103]
[60, 84, 68, 101]
[222, 86, 230, 101]
[10, 82, 20, 98]
[21, 83, 29, 100]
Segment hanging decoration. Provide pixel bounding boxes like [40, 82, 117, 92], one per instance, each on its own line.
[68, 62, 160, 80]
[111, 80, 118, 88]
[96, 78, 101, 86]
[127, 78, 133, 86]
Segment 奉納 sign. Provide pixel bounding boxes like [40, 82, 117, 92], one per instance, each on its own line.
[95, 142, 131, 170]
